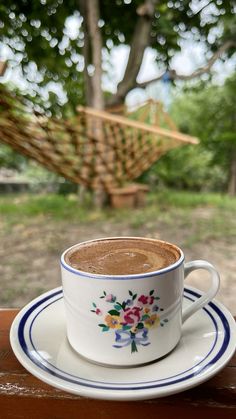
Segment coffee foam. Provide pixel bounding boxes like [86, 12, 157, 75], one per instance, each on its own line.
[64, 238, 181, 275]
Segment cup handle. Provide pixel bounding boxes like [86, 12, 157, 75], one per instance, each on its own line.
[182, 260, 220, 323]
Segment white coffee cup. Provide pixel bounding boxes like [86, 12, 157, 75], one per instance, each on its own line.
[61, 237, 220, 367]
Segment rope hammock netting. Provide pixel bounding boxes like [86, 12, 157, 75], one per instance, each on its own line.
[0, 86, 198, 191]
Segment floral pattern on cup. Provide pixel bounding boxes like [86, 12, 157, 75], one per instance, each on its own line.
[91, 290, 168, 353]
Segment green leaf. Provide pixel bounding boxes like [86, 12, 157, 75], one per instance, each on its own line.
[108, 310, 120, 316]
[122, 325, 132, 331]
[98, 324, 107, 327]
[102, 326, 110, 332]
[92, 302, 96, 308]
[129, 290, 133, 296]
[132, 293, 137, 300]
[141, 314, 150, 321]
[103, 291, 107, 296]
[137, 322, 144, 329]
[114, 304, 122, 311]
[131, 340, 138, 353]
[150, 290, 154, 295]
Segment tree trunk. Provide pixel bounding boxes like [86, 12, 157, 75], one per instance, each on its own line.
[79, 0, 93, 106]
[79, 0, 106, 207]
[86, 0, 104, 110]
[79, 0, 104, 109]
[228, 151, 236, 196]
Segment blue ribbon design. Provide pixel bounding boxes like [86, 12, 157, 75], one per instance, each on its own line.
[113, 328, 150, 349]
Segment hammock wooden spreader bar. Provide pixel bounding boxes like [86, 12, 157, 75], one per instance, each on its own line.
[78, 106, 198, 145]
[0, 86, 199, 190]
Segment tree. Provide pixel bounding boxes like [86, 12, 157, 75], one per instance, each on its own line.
[169, 73, 236, 195]
[0, 0, 235, 113]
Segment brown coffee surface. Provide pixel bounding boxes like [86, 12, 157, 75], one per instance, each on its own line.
[64, 238, 180, 275]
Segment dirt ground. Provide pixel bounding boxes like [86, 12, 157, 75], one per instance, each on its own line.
[0, 206, 235, 315]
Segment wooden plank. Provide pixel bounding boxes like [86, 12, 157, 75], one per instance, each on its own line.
[77, 106, 199, 145]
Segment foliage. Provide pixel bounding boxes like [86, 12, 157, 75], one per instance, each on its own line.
[0, 144, 26, 171]
[141, 144, 227, 192]
[141, 73, 236, 193]
[172, 74, 236, 149]
[0, 0, 235, 113]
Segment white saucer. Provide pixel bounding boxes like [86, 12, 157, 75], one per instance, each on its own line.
[10, 286, 236, 401]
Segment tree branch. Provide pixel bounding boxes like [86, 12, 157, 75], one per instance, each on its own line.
[0, 61, 7, 77]
[107, 0, 158, 107]
[177, 40, 236, 80]
[136, 40, 236, 88]
[191, 0, 215, 18]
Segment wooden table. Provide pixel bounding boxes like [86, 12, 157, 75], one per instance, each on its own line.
[1, 309, 235, 419]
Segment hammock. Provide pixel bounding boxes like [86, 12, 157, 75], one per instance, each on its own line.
[0, 86, 198, 190]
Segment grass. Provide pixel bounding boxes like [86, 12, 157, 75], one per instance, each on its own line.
[0, 190, 236, 245]
[1, 189, 235, 308]
[1, 190, 236, 222]
[0, 194, 89, 221]
[148, 189, 236, 210]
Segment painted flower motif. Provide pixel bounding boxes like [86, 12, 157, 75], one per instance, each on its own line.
[144, 307, 150, 314]
[144, 314, 160, 329]
[105, 314, 122, 329]
[138, 295, 155, 306]
[91, 289, 168, 354]
[95, 308, 102, 316]
[125, 298, 133, 307]
[105, 294, 116, 303]
[123, 306, 142, 325]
